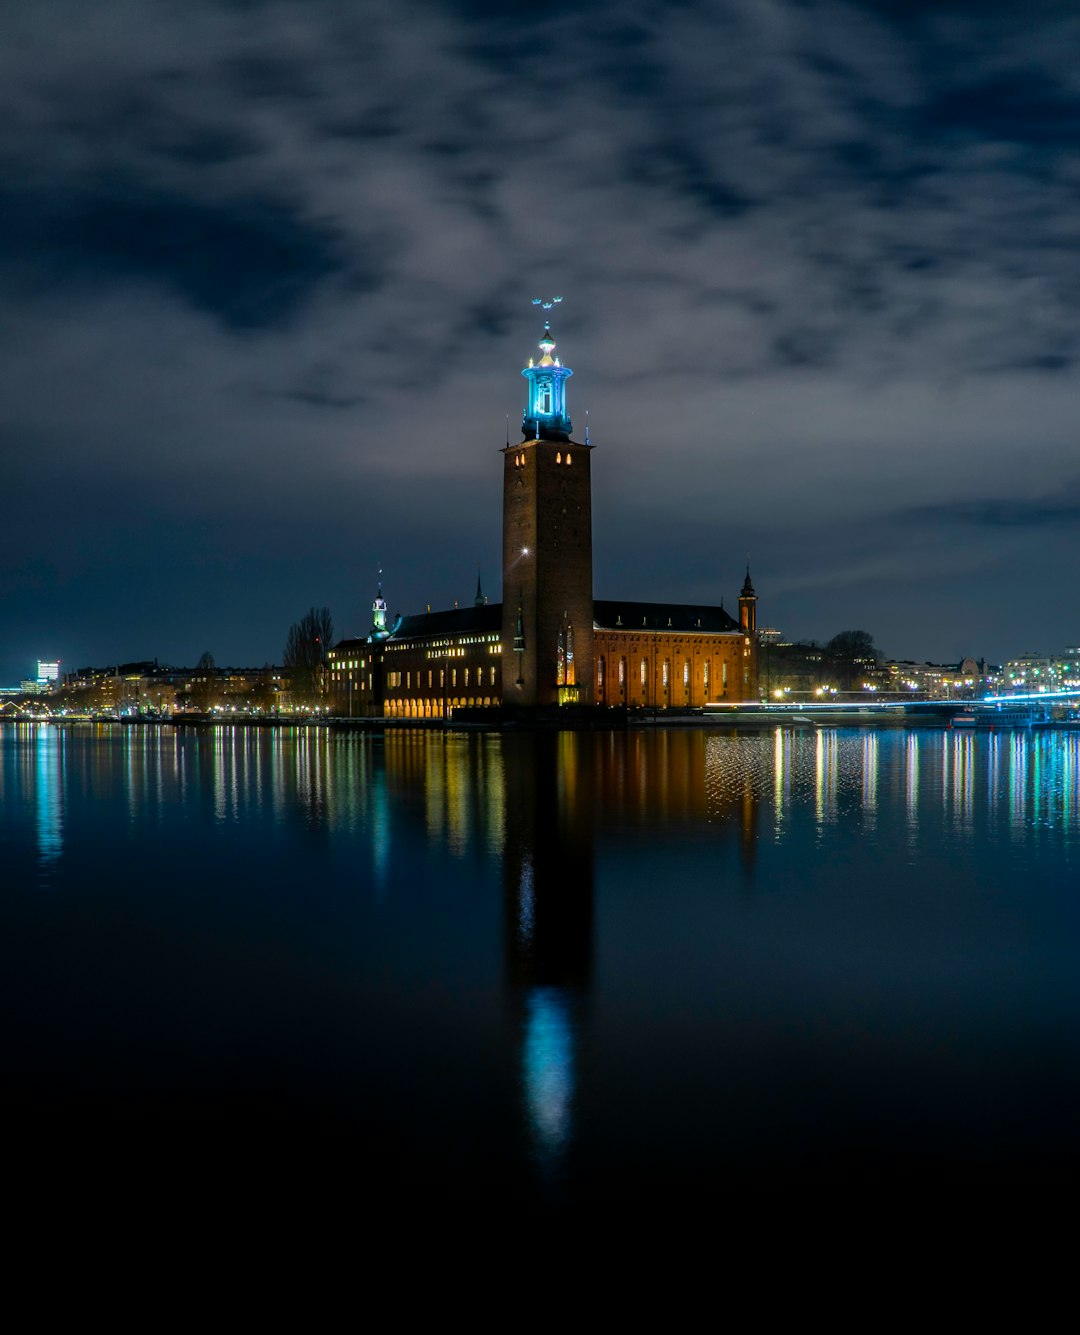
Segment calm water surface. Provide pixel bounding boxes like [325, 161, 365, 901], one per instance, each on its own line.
[3, 722, 1079, 1216]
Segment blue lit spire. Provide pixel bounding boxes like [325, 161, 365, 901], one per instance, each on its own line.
[522, 320, 572, 440]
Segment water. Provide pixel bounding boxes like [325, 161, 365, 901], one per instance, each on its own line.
[3, 722, 1079, 1223]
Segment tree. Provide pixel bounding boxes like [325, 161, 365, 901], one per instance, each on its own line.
[284, 607, 334, 708]
[191, 650, 218, 712]
[825, 630, 878, 662]
[825, 630, 881, 691]
[250, 664, 280, 714]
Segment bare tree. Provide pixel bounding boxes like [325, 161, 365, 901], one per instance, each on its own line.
[825, 630, 878, 661]
[284, 607, 334, 707]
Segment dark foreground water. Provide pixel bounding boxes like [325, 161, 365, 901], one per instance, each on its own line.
[3, 721, 1079, 1226]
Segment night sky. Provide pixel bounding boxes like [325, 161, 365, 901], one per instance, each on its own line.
[3, 0, 1078, 684]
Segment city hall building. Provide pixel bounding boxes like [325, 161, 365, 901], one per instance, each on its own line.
[327, 322, 758, 717]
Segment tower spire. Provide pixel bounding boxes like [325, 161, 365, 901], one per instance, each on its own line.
[370, 566, 389, 640]
[738, 561, 757, 634]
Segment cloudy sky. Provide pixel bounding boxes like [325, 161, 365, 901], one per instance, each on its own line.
[3, 0, 1078, 681]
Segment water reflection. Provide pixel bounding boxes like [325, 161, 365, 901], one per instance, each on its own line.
[10, 722, 1080, 879]
[503, 734, 593, 1177]
[35, 725, 63, 864]
[5, 721, 1080, 1207]
[905, 733, 919, 848]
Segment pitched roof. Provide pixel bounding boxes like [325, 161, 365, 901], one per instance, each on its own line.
[593, 599, 742, 634]
[393, 603, 502, 639]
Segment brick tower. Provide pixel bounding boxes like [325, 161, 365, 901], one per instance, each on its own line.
[501, 320, 594, 707]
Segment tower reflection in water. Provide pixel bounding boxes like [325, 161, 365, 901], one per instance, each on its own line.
[502, 733, 593, 1178]
[500, 729, 762, 1185]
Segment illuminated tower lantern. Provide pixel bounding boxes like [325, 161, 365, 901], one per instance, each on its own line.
[502, 320, 594, 707]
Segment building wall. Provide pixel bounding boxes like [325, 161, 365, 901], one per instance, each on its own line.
[329, 622, 757, 716]
[593, 629, 754, 707]
[328, 632, 502, 718]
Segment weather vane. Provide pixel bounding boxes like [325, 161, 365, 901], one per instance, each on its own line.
[531, 295, 564, 311]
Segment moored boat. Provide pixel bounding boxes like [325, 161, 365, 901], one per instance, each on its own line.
[951, 702, 1050, 729]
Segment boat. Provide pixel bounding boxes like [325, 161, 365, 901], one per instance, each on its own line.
[951, 702, 1050, 729]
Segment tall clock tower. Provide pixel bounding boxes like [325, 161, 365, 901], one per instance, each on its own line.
[501, 321, 594, 707]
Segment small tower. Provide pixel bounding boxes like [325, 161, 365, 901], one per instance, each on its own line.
[370, 579, 390, 641]
[502, 320, 594, 707]
[738, 564, 757, 635]
[522, 322, 573, 440]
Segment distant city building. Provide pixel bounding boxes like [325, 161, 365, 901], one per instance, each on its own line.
[57, 662, 289, 714]
[885, 657, 1000, 698]
[328, 322, 758, 717]
[1005, 650, 1080, 693]
[37, 660, 60, 686]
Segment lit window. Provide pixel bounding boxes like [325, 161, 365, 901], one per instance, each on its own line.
[640, 660, 647, 687]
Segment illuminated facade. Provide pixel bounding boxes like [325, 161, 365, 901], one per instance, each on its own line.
[328, 323, 758, 717]
[1005, 649, 1080, 694]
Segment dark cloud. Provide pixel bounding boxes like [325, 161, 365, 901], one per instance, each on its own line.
[909, 493, 1080, 530]
[2, 0, 1080, 680]
[3, 179, 343, 329]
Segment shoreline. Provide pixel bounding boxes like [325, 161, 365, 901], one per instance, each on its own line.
[5, 711, 1078, 733]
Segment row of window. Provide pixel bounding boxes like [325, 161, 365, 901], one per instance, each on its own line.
[389, 635, 497, 651]
[598, 656, 728, 691]
[512, 450, 576, 467]
[387, 665, 499, 691]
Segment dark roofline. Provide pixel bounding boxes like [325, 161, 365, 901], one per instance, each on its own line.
[593, 599, 742, 634]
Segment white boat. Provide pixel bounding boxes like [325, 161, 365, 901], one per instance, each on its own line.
[951, 703, 1050, 729]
